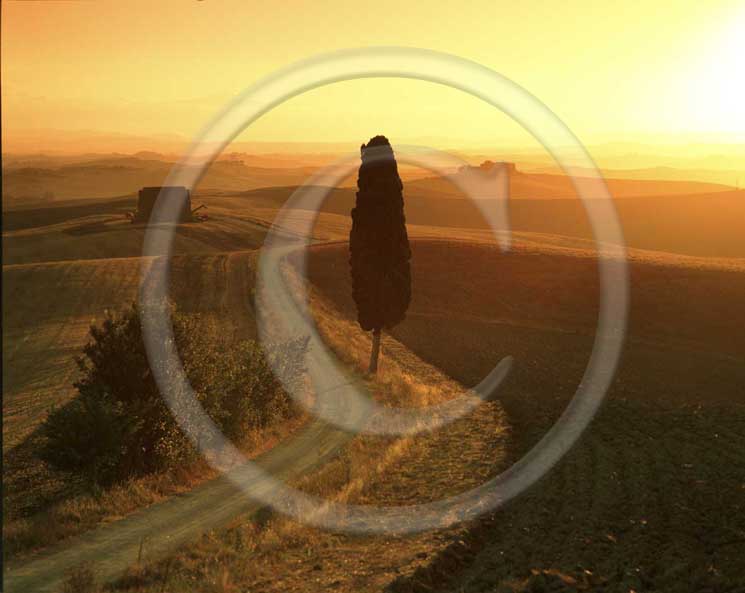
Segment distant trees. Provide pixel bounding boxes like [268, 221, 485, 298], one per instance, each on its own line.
[349, 136, 412, 373]
[41, 303, 306, 484]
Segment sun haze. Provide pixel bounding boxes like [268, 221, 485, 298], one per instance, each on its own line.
[2, 0, 744, 152]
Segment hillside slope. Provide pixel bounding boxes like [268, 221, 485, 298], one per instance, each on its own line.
[221, 185, 745, 257]
[2, 250, 263, 549]
[407, 169, 734, 199]
[305, 239, 745, 591]
[4, 249, 511, 593]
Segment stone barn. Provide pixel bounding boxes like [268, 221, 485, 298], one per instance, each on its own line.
[135, 186, 192, 223]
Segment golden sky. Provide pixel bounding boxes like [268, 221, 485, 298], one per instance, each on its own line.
[2, 0, 744, 152]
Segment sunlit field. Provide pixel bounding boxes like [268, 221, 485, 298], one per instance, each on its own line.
[3, 156, 744, 590]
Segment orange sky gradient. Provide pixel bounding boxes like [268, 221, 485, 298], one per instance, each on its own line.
[2, 0, 745, 154]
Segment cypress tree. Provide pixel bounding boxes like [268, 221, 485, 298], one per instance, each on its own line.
[349, 135, 412, 373]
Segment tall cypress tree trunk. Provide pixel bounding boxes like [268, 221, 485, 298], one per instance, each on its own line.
[350, 135, 411, 375]
[369, 329, 381, 374]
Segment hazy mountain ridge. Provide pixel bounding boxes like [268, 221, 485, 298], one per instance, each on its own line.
[3, 152, 737, 207]
[408, 166, 734, 199]
[2, 155, 320, 203]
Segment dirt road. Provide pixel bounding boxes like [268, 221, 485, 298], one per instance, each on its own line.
[4, 242, 362, 592]
[4, 415, 353, 592]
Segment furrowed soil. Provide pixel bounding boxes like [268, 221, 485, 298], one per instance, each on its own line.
[87, 236, 744, 593]
[4, 188, 745, 592]
[305, 239, 745, 592]
[88, 279, 513, 593]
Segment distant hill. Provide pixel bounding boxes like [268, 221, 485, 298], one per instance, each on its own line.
[407, 164, 735, 199]
[1, 156, 319, 204]
[526, 165, 743, 188]
[2, 152, 738, 219]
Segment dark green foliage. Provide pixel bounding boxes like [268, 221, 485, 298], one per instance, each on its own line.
[349, 135, 412, 332]
[38, 388, 134, 487]
[40, 303, 305, 485]
[212, 338, 306, 438]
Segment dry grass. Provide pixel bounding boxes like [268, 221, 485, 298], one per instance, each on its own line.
[305, 239, 745, 592]
[1, 198, 270, 266]
[3, 413, 309, 562]
[2, 249, 309, 562]
[99, 265, 509, 592]
[5, 184, 745, 591]
[59, 562, 98, 593]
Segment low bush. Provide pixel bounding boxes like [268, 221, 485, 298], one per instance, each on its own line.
[41, 303, 306, 485]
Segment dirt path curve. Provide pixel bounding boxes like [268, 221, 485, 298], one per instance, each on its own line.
[4, 242, 362, 593]
[4, 417, 353, 592]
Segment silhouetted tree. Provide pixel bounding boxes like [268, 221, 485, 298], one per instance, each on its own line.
[349, 136, 412, 373]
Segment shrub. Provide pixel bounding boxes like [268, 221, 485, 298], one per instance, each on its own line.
[41, 303, 305, 485]
[217, 338, 307, 439]
[38, 388, 135, 485]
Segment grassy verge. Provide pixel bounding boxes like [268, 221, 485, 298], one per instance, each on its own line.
[3, 412, 309, 563]
[3, 252, 268, 561]
[306, 239, 745, 592]
[86, 274, 511, 592]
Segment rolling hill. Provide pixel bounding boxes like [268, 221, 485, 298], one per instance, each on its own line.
[3, 168, 745, 591]
[303, 239, 745, 591]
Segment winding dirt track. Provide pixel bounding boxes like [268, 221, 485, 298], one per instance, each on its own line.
[6, 230, 745, 591]
[4, 418, 352, 593]
[4, 245, 362, 593]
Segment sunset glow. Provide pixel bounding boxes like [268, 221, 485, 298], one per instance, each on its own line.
[3, 0, 744, 153]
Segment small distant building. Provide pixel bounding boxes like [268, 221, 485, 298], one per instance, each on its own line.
[134, 186, 192, 223]
[479, 161, 517, 175]
[458, 161, 518, 177]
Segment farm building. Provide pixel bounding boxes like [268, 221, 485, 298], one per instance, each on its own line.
[134, 186, 192, 223]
